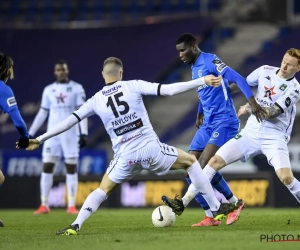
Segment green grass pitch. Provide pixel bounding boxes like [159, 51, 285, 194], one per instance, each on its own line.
[0, 208, 300, 250]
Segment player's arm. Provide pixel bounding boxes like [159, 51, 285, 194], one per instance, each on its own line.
[131, 76, 222, 96]
[240, 102, 283, 119]
[0, 85, 29, 148]
[196, 101, 204, 128]
[22, 97, 96, 151]
[76, 85, 88, 148]
[209, 57, 265, 122]
[28, 88, 50, 137]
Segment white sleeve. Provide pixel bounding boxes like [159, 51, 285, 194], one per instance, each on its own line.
[36, 115, 79, 144]
[276, 85, 300, 112]
[76, 84, 86, 107]
[129, 78, 206, 96]
[40, 87, 50, 110]
[73, 97, 95, 120]
[159, 77, 206, 96]
[246, 66, 262, 87]
[28, 108, 49, 136]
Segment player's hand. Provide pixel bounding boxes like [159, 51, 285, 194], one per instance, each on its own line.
[196, 113, 204, 128]
[79, 134, 87, 148]
[237, 104, 247, 117]
[248, 96, 266, 122]
[16, 139, 40, 150]
[204, 75, 222, 87]
[16, 136, 29, 149]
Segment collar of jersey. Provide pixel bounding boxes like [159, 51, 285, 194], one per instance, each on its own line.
[106, 81, 118, 86]
[276, 69, 295, 81]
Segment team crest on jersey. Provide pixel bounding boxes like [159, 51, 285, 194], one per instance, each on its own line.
[263, 86, 276, 101]
[198, 70, 202, 77]
[285, 97, 291, 108]
[212, 58, 227, 73]
[212, 132, 219, 138]
[279, 84, 287, 91]
[67, 87, 72, 92]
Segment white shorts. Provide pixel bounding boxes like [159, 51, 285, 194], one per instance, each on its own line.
[107, 141, 178, 184]
[216, 129, 290, 171]
[42, 133, 79, 163]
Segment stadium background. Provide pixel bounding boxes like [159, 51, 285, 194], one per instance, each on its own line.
[0, 0, 300, 209]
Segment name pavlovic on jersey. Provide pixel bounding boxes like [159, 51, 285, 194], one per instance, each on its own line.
[245, 65, 300, 137]
[41, 81, 86, 133]
[74, 80, 162, 156]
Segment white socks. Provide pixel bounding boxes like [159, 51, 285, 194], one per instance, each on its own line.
[186, 161, 220, 211]
[182, 183, 198, 207]
[286, 177, 300, 203]
[203, 165, 217, 182]
[72, 188, 108, 229]
[66, 173, 78, 207]
[40, 172, 53, 207]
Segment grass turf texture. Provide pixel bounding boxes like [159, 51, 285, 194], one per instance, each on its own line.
[0, 208, 299, 250]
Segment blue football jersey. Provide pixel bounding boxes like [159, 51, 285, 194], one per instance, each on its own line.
[191, 52, 239, 124]
[0, 80, 17, 113]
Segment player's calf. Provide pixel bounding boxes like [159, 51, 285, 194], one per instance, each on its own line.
[276, 168, 294, 185]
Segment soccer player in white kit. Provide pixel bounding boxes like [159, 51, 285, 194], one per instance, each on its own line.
[187, 48, 300, 208]
[28, 60, 88, 214]
[20, 57, 242, 235]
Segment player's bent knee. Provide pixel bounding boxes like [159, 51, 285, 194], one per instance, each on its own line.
[0, 171, 5, 184]
[276, 168, 294, 185]
[208, 155, 226, 170]
[43, 163, 55, 173]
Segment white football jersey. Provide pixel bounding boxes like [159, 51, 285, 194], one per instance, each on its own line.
[74, 80, 160, 156]
[244, 65, 300, 137]
[41, 81, 86, 133]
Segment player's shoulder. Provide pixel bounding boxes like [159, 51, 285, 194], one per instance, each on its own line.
[290, 77, 300, 90]
[43, 82, 56, 91]
[202, 52, 218, 62]
[260, 65, 279, 72]
[69, 80, 84, 90]
[0, 81, 12, 93]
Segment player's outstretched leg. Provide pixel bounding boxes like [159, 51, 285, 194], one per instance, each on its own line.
[271, 153, 300, 203]
[161, 149, 242, 220]
[0, 170, 4, 227]
[56, 173, 118, 235]
[65, 161, 79, 214]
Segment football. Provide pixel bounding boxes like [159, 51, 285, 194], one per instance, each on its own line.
[151, 205, 176, 227]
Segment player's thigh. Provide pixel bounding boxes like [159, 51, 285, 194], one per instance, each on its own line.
[42, 138, 61, 163]
[269, 153, 293, 184]
[212, 131, 259, 166]
[60, 135, 79, 160]
[170, 148, 196, 171]
[106, 155, 143, 186]
[189, 125, 210, 152]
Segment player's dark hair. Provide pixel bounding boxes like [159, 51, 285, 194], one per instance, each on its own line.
[176, 33, 197, 46]
[0, 52, 14, 81]
[103, 57, 123, 68]
[55, 59, 68, 67]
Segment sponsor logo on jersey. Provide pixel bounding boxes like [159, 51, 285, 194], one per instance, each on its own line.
[279, 84, 287, 91]
[111, 112, 138, 127]
[56, 93, 67, 103]
[120, 132, 143, 143]
[265, 76, 271, 81]
[295, 89, 299, 95]
[127, 157, 152, 165]
[6, 97, 17, 107]
[285, 97, 291, 107]
[198, 70, 202, 77]
[197, 84, 208, 91]
[102, 85, 122, 96]
[256, 97, 272, 107]
[212, 58, 228, 73]
[113, 118, 143, 136]
[263, 66, 274, 70]
[263, 86, 276, 101]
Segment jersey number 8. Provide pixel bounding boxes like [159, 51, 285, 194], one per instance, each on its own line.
[106, 92, 130, 118]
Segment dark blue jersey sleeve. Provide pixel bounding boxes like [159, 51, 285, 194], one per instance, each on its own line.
[206, 55, 253, 99]
[0, 84, 29, 138]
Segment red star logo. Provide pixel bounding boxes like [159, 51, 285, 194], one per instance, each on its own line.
[263, 86, 276, 101]
[56, 93, 67, 103]
[129, 160, 133, 165]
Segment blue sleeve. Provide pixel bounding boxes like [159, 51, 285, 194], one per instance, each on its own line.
[198, 101, 203, 114]
[0, 85, 29, 138]
[206, 55, 253, 99]
[8, 108, 29, 138]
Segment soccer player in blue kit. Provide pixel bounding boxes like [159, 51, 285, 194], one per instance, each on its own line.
[0, 52, 30, 227]
[162, 34, 265, 226]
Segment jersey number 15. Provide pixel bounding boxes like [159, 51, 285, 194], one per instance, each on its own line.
[106, 92, 130, 118]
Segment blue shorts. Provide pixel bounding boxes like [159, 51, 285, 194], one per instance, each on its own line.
[189, 121, 240, 152]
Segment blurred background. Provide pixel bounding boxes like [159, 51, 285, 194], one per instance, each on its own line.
[0, 0, 300, 209]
